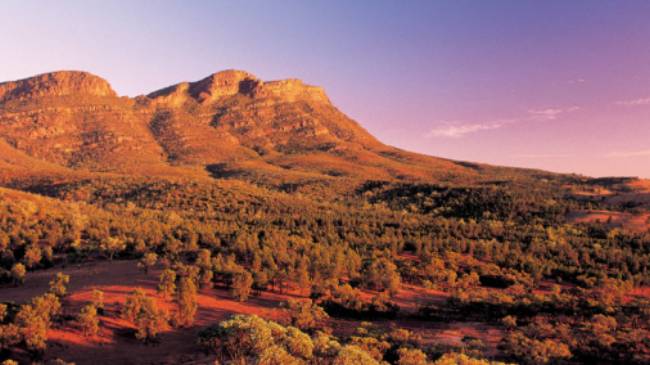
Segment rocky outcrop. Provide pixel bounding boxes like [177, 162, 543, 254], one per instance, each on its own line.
[147, 70, 328, 106]
[0, 69, 470, 183]
[148, 70, 259, 106]
[0, 71, 117, 103]
[255, 79, 328, 103]
[189, 70, 260, 103]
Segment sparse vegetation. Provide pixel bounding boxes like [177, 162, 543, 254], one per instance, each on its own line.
[122, 289, 168, 342]
[78, 304, 100, 338]
[158, 268, 177, 299]
[0, 69, 648, 364]
[176, 276, 198, 327]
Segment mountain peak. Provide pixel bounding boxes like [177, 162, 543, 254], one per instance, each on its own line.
[258, 79, 329, 103]
[0, 68, 469, 184]
[148, 70, 329, 106]
[189, 69, 260, 103]
[0, 71, 116, 103]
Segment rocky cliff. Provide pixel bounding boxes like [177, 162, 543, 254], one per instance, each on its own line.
[0, 70, 478, 190]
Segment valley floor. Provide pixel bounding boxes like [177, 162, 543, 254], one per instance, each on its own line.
[0, 260, 504, 365]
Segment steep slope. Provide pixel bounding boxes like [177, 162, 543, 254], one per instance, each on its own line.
[0, 138, 75, 185]
[0, 71, 177, 174]
[0, 70, 498, 193]
[145, 70, 477, 187]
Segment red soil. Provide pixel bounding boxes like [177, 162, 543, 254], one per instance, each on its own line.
[628, 286, 650, 300]
[0, 260, 291, 364]
[568, 210, 650, 233]
[0, 260, 502, 364]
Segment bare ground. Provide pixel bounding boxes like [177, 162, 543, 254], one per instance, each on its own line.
[0, 260, 504, 364]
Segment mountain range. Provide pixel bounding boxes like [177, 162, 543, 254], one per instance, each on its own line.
[0, 70, 557, 192]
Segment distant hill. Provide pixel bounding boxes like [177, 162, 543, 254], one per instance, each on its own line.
[0, 70, 537, 191]
[1, 70, 647, 197]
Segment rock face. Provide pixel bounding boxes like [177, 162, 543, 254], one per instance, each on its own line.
[0, 69, 474, 186]
[189, 70, 259, 102]
[0, 71, 116, 103]
[147, 70, 328, 106]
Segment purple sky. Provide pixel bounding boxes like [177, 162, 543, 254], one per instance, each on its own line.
[1, 1, 649, 177]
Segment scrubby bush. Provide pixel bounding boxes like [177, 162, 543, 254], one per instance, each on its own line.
[78, 304, 99, 338]
[157, 268, 176, 299]
[122, 289, 168, 342]
[176, 276, 198, 327]
[283, 299, 329, 331]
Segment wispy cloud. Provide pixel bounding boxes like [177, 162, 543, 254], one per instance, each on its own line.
[426, 120, 513, 138]
[527, 106, 580, 120]
[606, 149, 650, 158]
[567, 78, 585, 85]
[615, 96, 650, 107]
[515, 153, 572, 159]
[427, 105, 580, 139]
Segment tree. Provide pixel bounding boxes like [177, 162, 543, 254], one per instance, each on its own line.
[231, 270, 254, 302]
[198, 315, 277, 361]
[197, 314, 314, 364]
[23, 245, 42, 268]
[297, 258, 311, 295]
[122, 289, 168, 342]
[397, 348, 428, 365]
[134, 299, 168, 342]
[92, 289, 105, 314]
[101, 237, 126, 260]
[333, 345, 380, 365]
[196, 248, 214, 287]
[502, 315, 517, 330]
[196, 249, 212, 268]
[49, 272, 70, 298]
[122, 289, 147, 322]
[42, 246, 54, 266]
[0, 233, 8, 251]
[31, 293, 62, 323]
[501, 332, 572, 365]
[432, 352, 509, 365]
[258, 345, 302, 365]
[284, 299, 329, 331]
[176, 276, 198, 327]
[283, 326, 314, 360]
[138, 252, 158, 274]
[313, 331, 342, 360]
[0, 324, 21, 352]
[10, 263, 26, 286]
[78, 304, 100, 338]
[158, 269, 177, 299]
[15, 304, 48, 353]
[349, 336, 390, 361]
[362, 257, 401, 296]
[0, 304, 6, 322]
[582, 314, 618, 348]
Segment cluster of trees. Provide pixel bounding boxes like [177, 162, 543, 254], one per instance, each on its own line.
[197, 314, 510, 365]
[416, 282, 650, 364]
[121, 288, 169, 342]
[0, 174, 648, 362]
[0, 272, 69, 356]
[499, 310, 650, 365]
[3, 177, 648, 295]
[420, 276, 638, 322]
[312, 282, 400, 319]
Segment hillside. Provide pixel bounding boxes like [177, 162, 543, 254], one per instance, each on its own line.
[0, 71, 649, 365]
[0, 70, 519, 193]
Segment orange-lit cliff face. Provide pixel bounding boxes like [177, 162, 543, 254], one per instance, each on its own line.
[0, 70, 487, 190]
[0, 71, 117, 102]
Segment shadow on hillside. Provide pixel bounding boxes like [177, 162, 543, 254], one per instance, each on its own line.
[205, 163, 241, 178]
